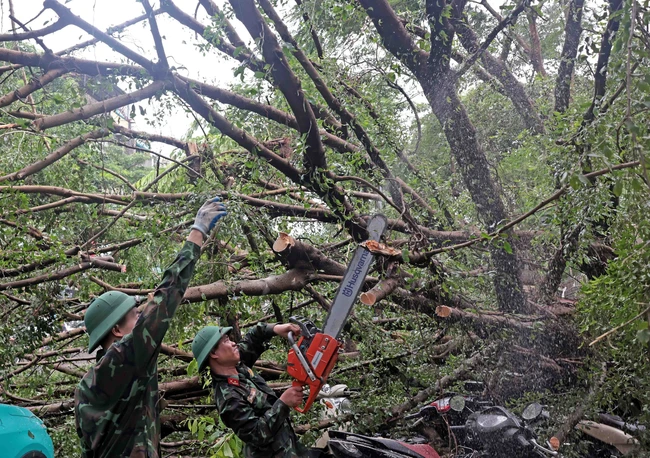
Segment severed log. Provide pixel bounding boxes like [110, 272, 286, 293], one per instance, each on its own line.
[159, 377, 200, 396]
[273, 232, 346, 273]
[359, 276, 401, 305]
[184, 268, 312, 302]
[26, 400, 74, 415]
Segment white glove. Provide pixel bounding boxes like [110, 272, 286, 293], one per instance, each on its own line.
[191, 197, 227, 237]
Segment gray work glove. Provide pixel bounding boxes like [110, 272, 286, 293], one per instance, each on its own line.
[191, 197, 227, 237]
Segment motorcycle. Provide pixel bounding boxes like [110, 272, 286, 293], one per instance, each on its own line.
[405, 394, 558, 457]
[316, 383, 644, 457]
[313, 387, 555, 457]
[313, 384, 441, 457]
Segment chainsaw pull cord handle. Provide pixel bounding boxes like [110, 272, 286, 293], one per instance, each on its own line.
[287, 331, 321, 413]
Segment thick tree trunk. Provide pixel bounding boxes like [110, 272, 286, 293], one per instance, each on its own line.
[554, 0, 585, 113]
[357, 0, 527, 313]
[584, 0, 624, 122]
[423, 74, 527, 313]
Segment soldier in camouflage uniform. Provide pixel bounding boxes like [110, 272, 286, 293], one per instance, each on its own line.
[192, 322, 308, 457]
[74, 197, 227, 458]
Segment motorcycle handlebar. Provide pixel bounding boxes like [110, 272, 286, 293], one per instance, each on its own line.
[515, 433, 531, 448]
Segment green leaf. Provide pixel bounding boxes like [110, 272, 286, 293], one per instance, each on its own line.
[570, 175, 582, 190]
[503, 240, 512, 254]
[612, 180, 623, 197]
[187, 358, 198, 376]
[402, 247, 410, 262]
[636, 329, 650, 345]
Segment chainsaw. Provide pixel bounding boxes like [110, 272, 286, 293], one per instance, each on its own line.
[286, 214, 388, 413]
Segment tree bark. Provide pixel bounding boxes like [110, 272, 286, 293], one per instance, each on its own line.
[358, 0, 528, 313]
[583, 0, 624, 122]
[227, 0, 326, 171]
[423, 75, 527, 313]
[554, 0, 585, 113]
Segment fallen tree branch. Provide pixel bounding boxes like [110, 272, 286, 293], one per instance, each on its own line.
[410, 161, 642, 261]
[589, 303, 650, 346]
[44, 0, 155, 72]
[0, 129, 110, 182]
[34, 80, 168, 131]
[0, 67, 68, 109]
[551, 363, 607, 449]
[389, 350, 483, 417]
[359, 276, 401, 306]
[0, 257, 125, 291]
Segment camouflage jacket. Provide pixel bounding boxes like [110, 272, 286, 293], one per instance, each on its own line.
[212, 323, 307, 458]
[74, 241, 200, 458]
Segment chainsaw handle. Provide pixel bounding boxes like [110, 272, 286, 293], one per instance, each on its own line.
[292, 380, 320, 413]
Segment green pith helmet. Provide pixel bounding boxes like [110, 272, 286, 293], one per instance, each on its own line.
[192, 326, 233, 371]
[84, 291, 136, 352]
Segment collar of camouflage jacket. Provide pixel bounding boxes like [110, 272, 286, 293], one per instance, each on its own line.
[95, 347, 106, 362]
[211, 364, 255, 380]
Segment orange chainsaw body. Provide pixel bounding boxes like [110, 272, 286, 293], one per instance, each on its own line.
[286, 332, 342, 413]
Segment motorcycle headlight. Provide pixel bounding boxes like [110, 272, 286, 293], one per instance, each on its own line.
[339, 398, 352, 413]
[339, 442, 359, 454]
[477, 414, 509, 428]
